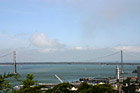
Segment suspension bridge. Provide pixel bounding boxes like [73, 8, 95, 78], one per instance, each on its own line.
[0, 50, 140, 74]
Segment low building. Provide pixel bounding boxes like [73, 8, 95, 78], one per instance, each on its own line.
[79, 78, 93, 83]
[127, 77, 137, 82]
[93, 78, 117, 84]
[79, 77, 117, 84]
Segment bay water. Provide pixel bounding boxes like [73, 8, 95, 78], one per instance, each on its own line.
[0, 64, 137, 86]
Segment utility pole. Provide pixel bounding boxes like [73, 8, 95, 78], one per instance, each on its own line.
[121, 50, 124, 74]
[13, 51, 17, 74]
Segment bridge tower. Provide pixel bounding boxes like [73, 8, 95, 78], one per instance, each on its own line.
[13, 51, 17, 74]
[121, 50, 124, 74]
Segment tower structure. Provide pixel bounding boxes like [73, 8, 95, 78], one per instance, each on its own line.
[13, 51, 17, 74]
[137, 66, 140, 80]
[121, 50, 124, 74]
[116, 64, 119, 80]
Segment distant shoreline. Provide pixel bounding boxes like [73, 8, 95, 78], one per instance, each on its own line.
[0, 62, 140, 65]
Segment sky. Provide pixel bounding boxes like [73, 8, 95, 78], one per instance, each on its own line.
[0, 0, 140, 62]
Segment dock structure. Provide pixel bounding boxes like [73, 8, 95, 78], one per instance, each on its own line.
[38, 82, 81, 88]
[38, 83, 58, 88]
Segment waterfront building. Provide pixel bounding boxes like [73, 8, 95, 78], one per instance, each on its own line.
[79, 77, 116, 84]
[93, 78, 117, 84]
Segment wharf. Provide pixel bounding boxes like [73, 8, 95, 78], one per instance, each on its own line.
[38, 82, 81, 87]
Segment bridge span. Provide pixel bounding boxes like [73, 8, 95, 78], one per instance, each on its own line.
[0, 62, 140, 65]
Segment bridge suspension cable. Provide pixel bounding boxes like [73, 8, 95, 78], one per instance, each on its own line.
[82, 51, 120, 62]
[0, 52, 13, 59]
[125, 52, 140, 58]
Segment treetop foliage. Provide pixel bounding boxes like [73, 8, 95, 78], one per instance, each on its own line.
[0, 73, 114, 93]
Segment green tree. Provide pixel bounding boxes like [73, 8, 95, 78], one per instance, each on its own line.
[14, 73, 42, 93]
[93, 84, 113, 93]
[77, 82, 93, 93]
[123, 78, 130, 86]
[0, 72, 13, 92]
[77, 82, 113, 93]
[47, 82, 75, 93]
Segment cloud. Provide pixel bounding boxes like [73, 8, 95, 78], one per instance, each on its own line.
[74, 46, 87, 50]
[30, 33, 65, 52]
[74, 46, 92, 51]
[40, 48, 58, 53]
[114, 46, 140, 53]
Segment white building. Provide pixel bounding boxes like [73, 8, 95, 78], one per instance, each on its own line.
[116, 64, 119, 80]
